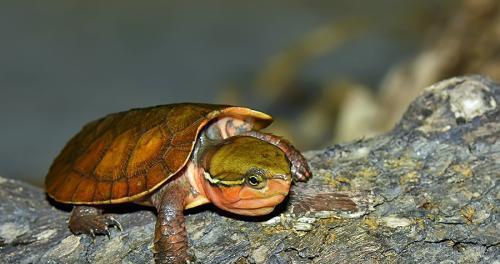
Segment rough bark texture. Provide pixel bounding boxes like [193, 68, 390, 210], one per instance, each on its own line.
[1, 75, 499, 263]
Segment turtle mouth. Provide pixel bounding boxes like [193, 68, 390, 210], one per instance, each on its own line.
[224, 206, 278, 216]
[231, 192, 287, 208]
[223, 178, 290, 213]
[221, 194, 287, 216]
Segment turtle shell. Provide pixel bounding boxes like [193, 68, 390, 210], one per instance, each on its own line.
[45, 103, 272, 204]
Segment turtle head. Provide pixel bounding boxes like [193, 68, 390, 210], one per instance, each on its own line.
[200, 136, 292, 216]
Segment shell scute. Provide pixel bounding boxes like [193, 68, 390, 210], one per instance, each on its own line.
[127, 127, 165, 176]
[73, 134, 109, 174]
[94, 181, 113, 201]
[166, 105, 203, 132]
[95, 130, 136, 181]
[163, 147, 190, 173]
[53, 171, 84, 202]
[72, 178, 96, 202]
[111, 178, 129, 201]
[171, 121, 200, 147]
[128, 174, 147, 197]
[146, 163, 167, 190]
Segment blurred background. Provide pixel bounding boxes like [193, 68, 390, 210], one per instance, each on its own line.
[1, 0, 499, 186]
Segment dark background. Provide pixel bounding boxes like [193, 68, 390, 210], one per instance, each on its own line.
[0, 1, 456, 185]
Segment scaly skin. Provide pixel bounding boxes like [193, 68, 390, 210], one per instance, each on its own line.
[150, 178, 190, 264]
[241, 130, 312, 182]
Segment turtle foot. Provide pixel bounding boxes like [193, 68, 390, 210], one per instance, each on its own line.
[240, 131, 312, 182]
[68, 206, 122, 238]
[289, 151, 312, 183]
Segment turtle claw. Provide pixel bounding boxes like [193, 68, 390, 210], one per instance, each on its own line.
[292, 163, 312, 183]
[69, 214, 122, 238]
[109, 217, 123, 231]
[240, 130, 312, 182]
[104, 228, 111, 239]
[288, 149, 312, 183]
[68, 206, 123, 239]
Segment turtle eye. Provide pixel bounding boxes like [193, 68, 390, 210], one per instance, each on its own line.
[247, 175, 262, 187]
[245, 168, 266, 188]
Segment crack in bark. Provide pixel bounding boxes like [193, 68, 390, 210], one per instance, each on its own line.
[424, 239, 500, 248]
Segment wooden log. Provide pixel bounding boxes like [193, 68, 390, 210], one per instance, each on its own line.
[0, 75, 498, 263]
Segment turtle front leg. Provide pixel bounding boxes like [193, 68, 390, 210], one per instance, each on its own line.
[69, 206, 122, 238]
[241, 130, 312, 182]
[151, 181, 189, 264]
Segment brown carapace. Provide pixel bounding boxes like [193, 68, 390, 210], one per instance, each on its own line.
[45, 103, 311, 264]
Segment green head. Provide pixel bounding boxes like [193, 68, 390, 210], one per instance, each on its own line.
[200, 136, 292, 216]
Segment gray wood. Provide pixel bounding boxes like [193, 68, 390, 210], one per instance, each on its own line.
[1, 75, 498, 263]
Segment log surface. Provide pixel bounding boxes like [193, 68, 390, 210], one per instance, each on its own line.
[0, 75, 498, 263]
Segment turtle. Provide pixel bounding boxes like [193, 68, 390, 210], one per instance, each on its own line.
[45, 103, 312, 263]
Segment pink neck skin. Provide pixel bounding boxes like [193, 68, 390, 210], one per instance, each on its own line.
[215, 117, 252, 138]
[184, 117, 246, 209]
[183, 117, 246, 209]
[184, 162, 210, 209]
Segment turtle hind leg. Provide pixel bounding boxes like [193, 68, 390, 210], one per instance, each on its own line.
[68, 206, 122, 238]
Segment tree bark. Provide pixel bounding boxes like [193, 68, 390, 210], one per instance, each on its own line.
[1, 75, 498, 263]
